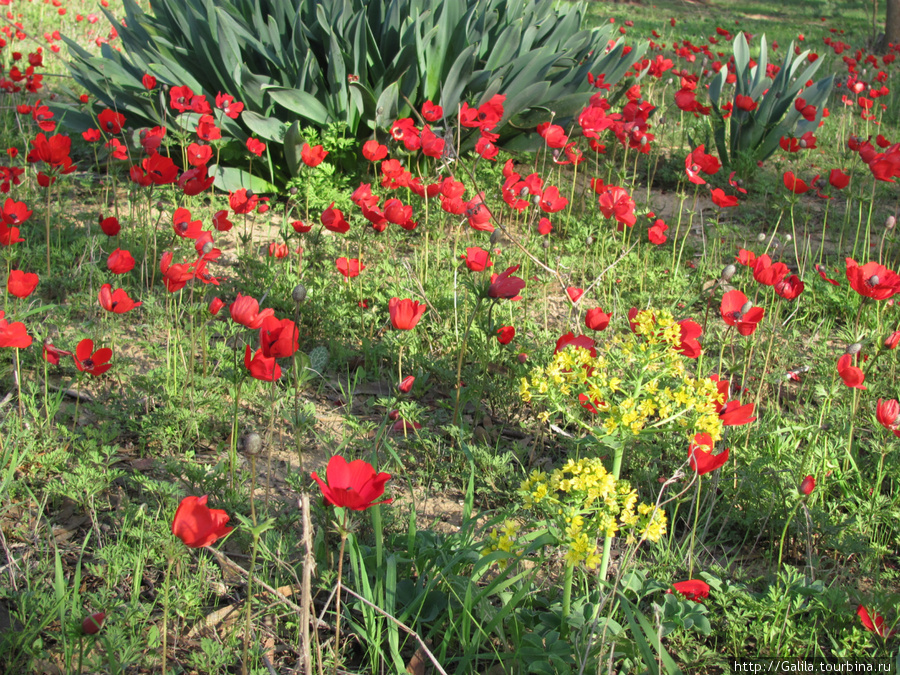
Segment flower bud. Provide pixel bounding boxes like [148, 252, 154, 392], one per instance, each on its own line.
[82, 612, 105, 635]
[740, 301, 753, 315]
[518, 353, 528, 363]
[490, 229, 501, 245]
[292, 284, 307, 304]
[399, 375, 415, 394]
[721, 264, 736, 281]
[241, 432, 262, 457]
[201, 241, 213, 255]
[845, 342, 863, 355]
[886, 215, 896, 230]
[586, 236, 594, 246]
[799, 475, 815, 495]
[756, 232, 766, 242]
[289, 186, 299, 196]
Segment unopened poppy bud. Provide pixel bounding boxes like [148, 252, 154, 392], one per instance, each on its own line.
[532, 195, 541, 206]
[846, 342, 863, 355]
[388, 409, 400, 421]
[156, 201, 164, 210]
[799, 475, 815, 495]
[542, 240, 550, 249]
[785, 234, 792, 242]
[490, 230, 501, 245]
[757, 232, 766, 242]
[399, 376, 415, 394]
[518, 353, 528, 363]
[586, 236, 594, 246]
[740, 301, 753, 315]
[241, 432, 262, 457]
[886, 215, 896, 230]
[721, 264, 736, 281]
[292, 284, 307, 303]
[518, 187, 529, 198]
[82, 612, 105, 635]
[289, 186, 299, 196]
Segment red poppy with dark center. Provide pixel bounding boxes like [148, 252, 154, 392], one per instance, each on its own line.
[688, 433, 729, 474]
[97, 109, 125, 134]
[246, 138, 266, 157]
[74, 339, 112, 376]
[98, 284, 141, 314]
[815, 264, 840, 286]
[171, 495, 233, 548]
[496, 326, 515, 344]
[774, 274, 804, 300]
[311, 455, 392, 510]
[259, 317, 299, 359]
[845, 258, 900, 300]
[720, 290, 765, 336]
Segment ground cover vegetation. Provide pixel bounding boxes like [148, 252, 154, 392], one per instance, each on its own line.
[0, 0, 898, 672]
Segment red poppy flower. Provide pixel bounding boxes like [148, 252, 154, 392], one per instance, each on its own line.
[488, 265, 526, 300]
[885, 331, 900, 350]
[7, 270, 38, 298]
[259, 317, 299, 359]
[496, 325, 515, 344]
[321, 203, 349, 234]
[783, 171, 810, 194]
[774, 274, 804, 300]
[246, 138, 266, 157]
[718, 400, 756, 426]
[837, 353, 866, 389]
[735, 94, 757, 111]
[566, 286, 584, 304]
[845, 258, 900, 300]
[42, 339, 72, 365]
[399, 375, 415, 394]
[465, 192, 494, 232]
[735, 249, 756, 266]
[876, 399, 900, 435]
[82, 612, 105, 635]
[829, 168, 850, 189]
[97, 215, 120, 236]
[74, 339, 112, 376]
[688, 433, 729, 474]
[171, 495, 233, 548]
[230, 294, 275, 330]
[710, 188, 738, 208]
[555, 332, 597, 357]
[462, 247, 492, 272]
[648, 219, 668, 244]
[142, 73, 157, 90]
[311, 455, 392, 511]
[598, 186, 637, 228]
[2, 198, 32, 226]
[159, 252, 195, 292]
[107, 248, 135, 275]
[209, 297, 225, 315]
[228, 188, 258, 214]
[799, 475, 816, 495]
[857, 605, 897, 637]
[752, 255, 789, 286]
[97, 109, 125, 135]
[362, 140, 388, 162]
[585, 307, 611, 331]
[98, 284, 141, 314]
[301, 143, 328, 167]
[728, 172, 748, 194]
[388, 297, 426, 330]
[539, 185, 568, 213]
[0, 310, 31, 348]
[685, 144, 721, 184]
[676, 319, 702, 358]
[720, 290, 765, 336]
[671, 579, 710, 601]
[169, 85, 194, 112]
[172, 208, 203, 239]
[383, 198, 412, 225]
[244, 344, 281, 381]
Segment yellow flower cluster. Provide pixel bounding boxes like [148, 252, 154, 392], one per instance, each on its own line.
[482, 519, 523, 560]
[520, 309, 724, 442]
[516, 458, 667, 568]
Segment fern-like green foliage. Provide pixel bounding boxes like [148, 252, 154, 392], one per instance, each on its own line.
[61, 0, 645, 189]
[707, 32, 833, 166]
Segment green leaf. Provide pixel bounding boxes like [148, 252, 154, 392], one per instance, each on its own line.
[241, 111, 288, 142]
[211, 164, 279, 193]
[265, 86, 331, 125]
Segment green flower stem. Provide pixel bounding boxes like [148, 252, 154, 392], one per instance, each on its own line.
[561, 562, 574, 637]
[597, 445, 625, 581]
[333, 510, 350, 675]
[777, 501, 803, 569]
[230, 377, 244, 489]
[161, 555, 174, 675]
[44, 183, 52, 278]
[688, 475, 702, 578]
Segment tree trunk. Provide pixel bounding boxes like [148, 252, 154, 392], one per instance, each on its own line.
[886, 0, 900, 50]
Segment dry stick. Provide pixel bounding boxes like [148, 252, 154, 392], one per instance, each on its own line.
[296, 495, 314, 675]
[340, 586, 449, 675]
